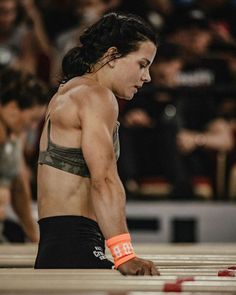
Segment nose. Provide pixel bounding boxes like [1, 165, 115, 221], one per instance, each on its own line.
[142, 69, 151, 83]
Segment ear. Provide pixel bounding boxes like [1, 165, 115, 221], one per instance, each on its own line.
[106, 47, 121, 68]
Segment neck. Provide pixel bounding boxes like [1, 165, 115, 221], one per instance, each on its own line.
[83, 67, 112, 90]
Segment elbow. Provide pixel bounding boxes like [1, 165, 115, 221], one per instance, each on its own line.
[91, 178, 107, 193]
[90, 162, 117, 191]
[90, 169, 120, 193]
[91, 175, 114, 192]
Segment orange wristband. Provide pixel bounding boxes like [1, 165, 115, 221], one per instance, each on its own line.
[106, 233, 136, 269]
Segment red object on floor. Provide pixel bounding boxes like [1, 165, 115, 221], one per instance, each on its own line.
[218, 270, 235, 277]
[163, 282, 182, 292]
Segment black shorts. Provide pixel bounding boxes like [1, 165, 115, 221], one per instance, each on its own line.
[34, 215, 113, 269]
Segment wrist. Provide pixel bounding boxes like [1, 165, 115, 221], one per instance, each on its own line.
[195, 133, 207, 147]
[106, 233, 136, 269]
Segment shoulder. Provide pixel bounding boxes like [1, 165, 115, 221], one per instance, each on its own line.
[71, 83, 119, 117]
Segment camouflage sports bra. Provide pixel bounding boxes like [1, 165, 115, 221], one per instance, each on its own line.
[38, 119, 120, 178]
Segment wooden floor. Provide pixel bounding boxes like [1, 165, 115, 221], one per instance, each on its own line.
[0, 243, 236, 295]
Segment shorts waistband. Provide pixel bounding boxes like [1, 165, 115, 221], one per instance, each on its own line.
[38, 215, 103, 241]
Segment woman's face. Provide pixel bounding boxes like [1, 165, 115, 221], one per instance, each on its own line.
[0, 0, 17, 33]
[4, 103, 45, 134]
[14, 105, 46, 133]
[111, 40, 157, 100]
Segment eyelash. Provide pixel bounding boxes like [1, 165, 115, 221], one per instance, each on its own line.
[139, 63, 147, 69]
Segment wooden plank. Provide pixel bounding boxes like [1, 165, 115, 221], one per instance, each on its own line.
[0, 277, 236, 292]
[0, 268, 225, 276]
[1, 243, 236, 255]
[0, 244, 236, 294]
[0, 252, 235, 268]
[2, 253, 236, 261]
[134, 244, 236, 255]
[0, 244, 37, 255]
[0, 271, 236, 282]
[141, 255, 236, 260]
[0, 260, 234, 268]
[0, 257, 235, 268]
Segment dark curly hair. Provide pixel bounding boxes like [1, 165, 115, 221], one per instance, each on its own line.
[62, 12, 157, 82]
[0, 69, 49, 109]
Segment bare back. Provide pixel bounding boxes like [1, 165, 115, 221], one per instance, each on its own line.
[37, 77, 118, 221]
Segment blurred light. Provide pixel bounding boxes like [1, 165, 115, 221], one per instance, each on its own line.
[164, 104, 176, 118]
[0, 47, 12, 66]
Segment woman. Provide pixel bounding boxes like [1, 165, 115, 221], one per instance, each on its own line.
[35, 12, 159, 275]
[0, 69, 47, 242]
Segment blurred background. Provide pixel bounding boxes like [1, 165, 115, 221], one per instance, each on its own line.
[0, 0, 236, 244]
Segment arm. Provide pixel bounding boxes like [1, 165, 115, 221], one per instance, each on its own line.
[81, 88, 128, 238]
[177, 119, 234, 154]
[14, 0, 51, 74]
[20, 0, 51, 55]
[80, 87, 159, 275]
[10, 156, 39, 243]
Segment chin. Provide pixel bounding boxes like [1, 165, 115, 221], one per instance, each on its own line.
[116, 92, 134, 101]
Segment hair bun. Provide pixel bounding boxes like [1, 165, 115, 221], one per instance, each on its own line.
[62, 47, 90, 79]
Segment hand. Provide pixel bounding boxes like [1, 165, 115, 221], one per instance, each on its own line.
[123, 109, 153, 128]
[176, 129, 198, 154]
[118, 257, 160, 276]
[24, 220, 39, 243]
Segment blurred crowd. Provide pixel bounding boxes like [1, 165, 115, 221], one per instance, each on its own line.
[1, 0, 236, 242]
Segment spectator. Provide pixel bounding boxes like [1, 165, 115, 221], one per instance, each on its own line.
[0, 0, 52, 82]
[166, 10, 234, 198]
[192, 0, 236, 42]
[0, 68, 48, 242]
[209, 41, 236, 199]
[118, 43, 189, 197]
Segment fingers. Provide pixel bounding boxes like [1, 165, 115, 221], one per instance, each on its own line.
[143, 261, 160, 276]
[135, 266, 149, 275]
[118, 258, 160, 276]
[136, 267, 145, 275]
[151, 265, 160, 275]
[148, 261, 160, 276]
[136, 264, 159, 276]
[143, 266, 151, 275]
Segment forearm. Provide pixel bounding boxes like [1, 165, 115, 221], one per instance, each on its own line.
[195, 130, 233, 151]
[22, 1, 51, 55]
[31, 14, 51, 55]
[197, 119, 234, 151]
[11, 175, 38, 242]
[91, 175, 129, 239]
[91, 175, 160, 275]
